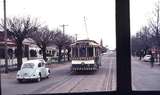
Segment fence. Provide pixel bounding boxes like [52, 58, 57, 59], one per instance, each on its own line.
[0, 57, 27, 73]
[0, 56, 70, 73]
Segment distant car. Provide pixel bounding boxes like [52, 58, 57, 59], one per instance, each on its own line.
[142, 55, 151, 62]
[16, 59, 50, 83]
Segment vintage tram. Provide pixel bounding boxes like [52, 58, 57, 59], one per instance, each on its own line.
[70, 39, 102, 71]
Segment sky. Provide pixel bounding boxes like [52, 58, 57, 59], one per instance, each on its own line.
[0, 0, 159, 50]
[130, 0, 158, 35]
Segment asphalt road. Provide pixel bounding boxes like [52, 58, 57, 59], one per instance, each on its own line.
[132, 57, 160, 91]
[2, 53, 160, 95]
[1, 53, 116, 95]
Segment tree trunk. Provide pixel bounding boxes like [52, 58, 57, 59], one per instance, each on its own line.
[42, 46, 47, 61]
[67, 48, 71, 61]
[17, 41, 23, 70]
[58, 46, 62, 63]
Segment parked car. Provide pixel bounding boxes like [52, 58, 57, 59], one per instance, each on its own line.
[16, 59, 50, 83]
[142, 55, 151, 62]
[47, 57, 58, 64]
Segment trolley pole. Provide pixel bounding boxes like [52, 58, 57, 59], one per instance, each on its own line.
[84, 16, 89, 40]
[4, 0, 8, 73]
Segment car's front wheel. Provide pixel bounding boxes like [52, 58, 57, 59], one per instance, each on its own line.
[36, 73, 41, 82]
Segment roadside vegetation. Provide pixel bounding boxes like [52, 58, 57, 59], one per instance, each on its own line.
[131, 2, 160, 57]
[0, 16, 74, 70]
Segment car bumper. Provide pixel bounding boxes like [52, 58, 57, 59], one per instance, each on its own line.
[17, 76, 39, 80]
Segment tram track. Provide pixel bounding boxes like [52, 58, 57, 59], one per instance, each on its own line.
[111, 61, 116, 90]
[42, 76, 73, 93]
[34, 55, 116, 94]
[50, 71, 99, 93]
[32, 71, 73, 94]
[107, 64, 113, 91]
[67, 76, 86, 92]
[41, 71, 89, 93]
[102, 57, 114, 91]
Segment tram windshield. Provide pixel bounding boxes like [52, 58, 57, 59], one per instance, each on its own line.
[79, 47, 86, 57]
[87, 47, 93, 57]
[72, 47, 94, 58]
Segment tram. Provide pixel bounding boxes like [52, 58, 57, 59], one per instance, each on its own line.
[70, 39, 102, 71]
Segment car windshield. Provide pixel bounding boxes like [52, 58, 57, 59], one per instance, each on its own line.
[22, 63, 34, 69]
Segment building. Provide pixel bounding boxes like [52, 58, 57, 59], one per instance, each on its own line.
[0, 31, 58, 60]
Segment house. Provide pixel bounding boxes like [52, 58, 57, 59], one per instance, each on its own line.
[0, 31, 58, 60]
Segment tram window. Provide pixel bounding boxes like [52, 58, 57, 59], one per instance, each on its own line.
[95, 48, 99, 56]
[72, 48, 78, 57]
[87, 47, 93, 57]
[79, 47, 86, 57]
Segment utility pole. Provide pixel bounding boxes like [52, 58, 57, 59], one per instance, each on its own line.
[75, 34, 78, 41]
[60, 24, 68, 36]
[60, 24, 68, 62]
[4, 0, 8, 73]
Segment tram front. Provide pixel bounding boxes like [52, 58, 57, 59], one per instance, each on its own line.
[70, 40, 101, 71]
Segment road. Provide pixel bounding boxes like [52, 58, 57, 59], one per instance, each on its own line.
[2, 53, 160, 95]
[1, 53, 116, 95]
[132, 57, 160, 90]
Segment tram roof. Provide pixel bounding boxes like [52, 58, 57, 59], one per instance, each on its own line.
[71, 39, 101, 47]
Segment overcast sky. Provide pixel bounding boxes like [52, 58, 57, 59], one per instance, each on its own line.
[0, 0, 158, 50]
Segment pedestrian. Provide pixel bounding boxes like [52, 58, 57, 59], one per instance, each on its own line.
[150, 54, 154, 68]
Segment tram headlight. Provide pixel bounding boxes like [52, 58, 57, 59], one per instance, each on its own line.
[81, 62, 85, 65]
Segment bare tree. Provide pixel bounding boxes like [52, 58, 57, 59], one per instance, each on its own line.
[131, 25, 152, 56]
[139, 26, 152, 51]
[64, 35, 75, 61]
[54, 30, 73, 63]
[149, 1, 160, 47]
[0, 17, 40, 70]
[29, 26, 57, 61]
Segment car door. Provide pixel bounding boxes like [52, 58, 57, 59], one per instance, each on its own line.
[38, 62, 44, 78]
[41, 62, 47, 77]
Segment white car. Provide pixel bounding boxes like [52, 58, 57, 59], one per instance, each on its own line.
[142, 55, 151, 62]
[16, 59, 50, 83]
